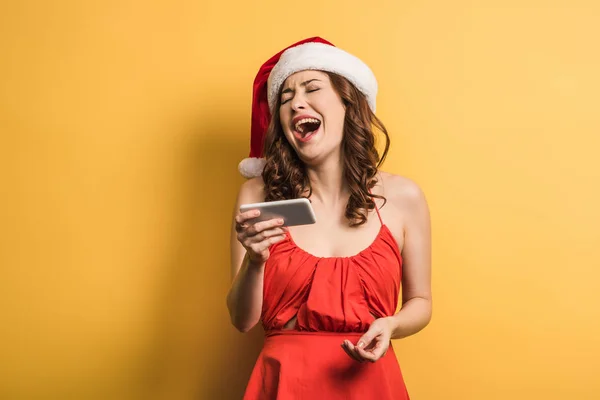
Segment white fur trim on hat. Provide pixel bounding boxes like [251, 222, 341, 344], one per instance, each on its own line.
[238, 157, 266, 179]
[267, 42, 378, 112]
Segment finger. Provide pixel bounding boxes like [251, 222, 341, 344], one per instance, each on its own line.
[262, 235, 286, 249]
[235, 221, 249, 233]
[340, 343, 358, 361]
[356, 346, 378, 362]
[253, 227, 288, 243]
[267, 234, 287, 246]
[235, 210, 261, 225]
[249, 234, 287, 255]
[357, 329, 377, 350]
[247, 218, 285, 236]
[375, 347, 387, 359]
[345, 340, 368, 363]
[341, 341, 363, 363]
[240, 224, 282, 244]
[359, 339, 389, 362]
[370, 345, 386, 361]
[235, 210, 260, 233]
[244, 230, 286, 250]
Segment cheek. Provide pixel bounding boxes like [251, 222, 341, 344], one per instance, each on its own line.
[278, 111, 295, 142]
[279, 108, 292, 129]
[324, 105, 346, 135]
[279, 104, 291, 119]
[279, 116, 291, 136]
[317, 94, 345, 124]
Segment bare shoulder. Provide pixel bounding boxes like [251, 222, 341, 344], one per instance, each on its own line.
[377, 171, 428, 210]
[373, 171, 430, 251]
[236, 176, 266, 205]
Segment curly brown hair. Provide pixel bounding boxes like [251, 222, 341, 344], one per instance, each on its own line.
[261, 72, 390, 226]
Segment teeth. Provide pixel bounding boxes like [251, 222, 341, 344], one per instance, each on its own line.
[294, 118, 320, 133]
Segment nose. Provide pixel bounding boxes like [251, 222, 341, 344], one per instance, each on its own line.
[291, 95, 307, 112]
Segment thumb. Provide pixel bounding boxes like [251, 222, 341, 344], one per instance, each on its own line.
[357, 328, 377, 349]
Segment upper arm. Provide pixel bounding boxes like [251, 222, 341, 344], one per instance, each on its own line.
[397, 179, 432, 304]
[229, 177, 265, 280]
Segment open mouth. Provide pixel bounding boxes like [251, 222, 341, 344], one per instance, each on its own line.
[293, 117, 321, 142]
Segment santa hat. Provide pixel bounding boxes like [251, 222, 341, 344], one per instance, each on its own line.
[238, 36, 378, 178]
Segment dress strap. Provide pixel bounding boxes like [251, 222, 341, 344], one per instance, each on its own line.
[369, 188, 384, 226]
[373, 200, 384, 226]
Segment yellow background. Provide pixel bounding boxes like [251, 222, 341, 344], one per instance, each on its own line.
[1, 0, 599, 399]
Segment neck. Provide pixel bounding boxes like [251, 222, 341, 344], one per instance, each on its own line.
[304, 153, 348, 206]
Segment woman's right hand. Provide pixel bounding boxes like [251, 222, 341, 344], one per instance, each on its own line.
[235, 210, 288, 265]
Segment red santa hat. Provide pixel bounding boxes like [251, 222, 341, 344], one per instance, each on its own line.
[238, 36, 378, 178]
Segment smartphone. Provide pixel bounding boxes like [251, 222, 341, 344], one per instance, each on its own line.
[239, 198, 316, 227]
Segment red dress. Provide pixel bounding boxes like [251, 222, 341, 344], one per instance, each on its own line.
[243, 206, 410, 399]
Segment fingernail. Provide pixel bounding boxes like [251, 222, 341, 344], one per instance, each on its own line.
[357, 341, 365, 348]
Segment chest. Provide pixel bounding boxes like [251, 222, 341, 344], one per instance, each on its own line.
[287, 209, 385, 258]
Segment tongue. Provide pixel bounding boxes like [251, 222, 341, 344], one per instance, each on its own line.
[300, 122, 320, 136]
[302, 128, 316, 137]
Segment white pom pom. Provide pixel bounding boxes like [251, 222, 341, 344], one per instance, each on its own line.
[238, 157, 266, 179]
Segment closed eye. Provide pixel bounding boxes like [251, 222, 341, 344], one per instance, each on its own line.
[280, 88, 320, 105]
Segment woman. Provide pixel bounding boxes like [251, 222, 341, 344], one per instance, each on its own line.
[227, 37, 432, 399]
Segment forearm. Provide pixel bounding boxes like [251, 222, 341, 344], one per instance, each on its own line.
[387, 297, 432, 340]
[226, 254, 265, 333]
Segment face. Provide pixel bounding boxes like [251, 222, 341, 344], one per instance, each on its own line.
[278, 70, 346, 166]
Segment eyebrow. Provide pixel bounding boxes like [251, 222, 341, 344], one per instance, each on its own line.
[281, 79, 321, 95]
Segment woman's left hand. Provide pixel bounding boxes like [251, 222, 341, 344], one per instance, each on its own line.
[341, 317, 393, 363]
